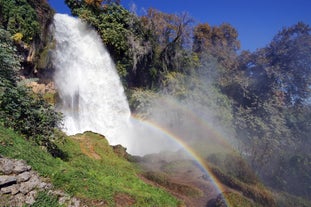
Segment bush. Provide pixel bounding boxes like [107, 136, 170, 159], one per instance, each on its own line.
[0, 85, 62, 146]
[0, 29, 21, 84]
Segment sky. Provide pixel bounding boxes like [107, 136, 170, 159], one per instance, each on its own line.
[48, 0, 311, 52]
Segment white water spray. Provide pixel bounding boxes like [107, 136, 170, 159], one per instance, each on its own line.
[52, 14, 130, 146]
[52, 14, 179, 155]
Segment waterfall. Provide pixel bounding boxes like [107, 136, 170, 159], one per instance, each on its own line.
[52, 14, 179, 155]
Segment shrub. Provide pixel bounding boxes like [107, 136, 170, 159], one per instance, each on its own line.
[0, 85, 62, 146]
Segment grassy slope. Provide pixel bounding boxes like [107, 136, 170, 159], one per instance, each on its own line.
[0, 126, 180, 207]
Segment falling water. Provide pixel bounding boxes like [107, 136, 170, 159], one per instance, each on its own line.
[52, 14, 179, 155]
[52, 14, 130, 145]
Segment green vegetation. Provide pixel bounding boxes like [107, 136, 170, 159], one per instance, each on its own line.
[221, 192, 262, 207]
[0, 0, 40, 44]
[30, 191, 64, 207]
[0, 128, 180, 206]
[0, 28, 21, 84]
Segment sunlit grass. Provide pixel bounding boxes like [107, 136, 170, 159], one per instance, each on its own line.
[0, 126, 180, 206]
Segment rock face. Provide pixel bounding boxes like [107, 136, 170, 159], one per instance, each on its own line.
[0, 157, 80, 207]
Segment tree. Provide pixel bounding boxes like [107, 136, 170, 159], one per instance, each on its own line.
[193, 23, 212, 54]
[141, 8, 194, 73]
[193, 22, 240, 69]
[224, 23, 311, 198]
[264, 22, 311, 106]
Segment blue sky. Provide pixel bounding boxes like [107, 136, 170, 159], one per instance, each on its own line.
[48, 0, 311, 52]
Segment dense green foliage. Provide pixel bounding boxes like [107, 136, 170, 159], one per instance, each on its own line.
[0, 0, 40, 44]
[0, 29, 21, 83]
[0, 85, 62, 145]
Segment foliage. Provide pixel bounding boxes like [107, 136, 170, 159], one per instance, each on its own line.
[193, 22, 240, 70]
[141, 9, 194, 74]
[161, 69, 234, 132]
[0, 85, 62, 146]
[0, 0, 40, 44]
[66, 2, 156, 88]
[0, 29, 21, 84]
[223, 22, 311, 200]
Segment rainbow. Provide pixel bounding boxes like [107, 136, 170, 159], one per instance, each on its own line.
[155, 96, 235, 151]
[131, 96, 233, 206]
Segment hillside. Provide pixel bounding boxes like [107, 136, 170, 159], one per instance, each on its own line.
[0, 127, 182, 206]
[2, 125, 309, 207]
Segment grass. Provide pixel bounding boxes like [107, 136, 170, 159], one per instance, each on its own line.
[222, 191, 262, 207]
[0, 126, 181, 207]
[29, 191, 63, 207]
[143, 171, 202, 197]
[208, 164, 276, 207]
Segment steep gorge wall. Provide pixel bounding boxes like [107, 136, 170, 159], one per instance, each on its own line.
[17, 0, 57, 103]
